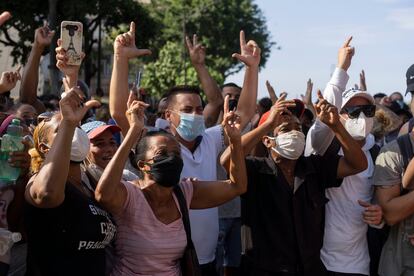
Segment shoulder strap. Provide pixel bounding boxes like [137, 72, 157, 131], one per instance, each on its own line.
[397, 134, 414, 171]
[409, 118, 414, 133]
[397, 134, 414, 195]
[369, 144, 381, 163]
[173, 185, 194, 247]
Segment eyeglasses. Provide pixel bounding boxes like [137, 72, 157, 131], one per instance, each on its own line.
[342, 104, 376, 119]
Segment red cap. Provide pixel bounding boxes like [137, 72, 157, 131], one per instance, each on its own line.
[88, 125, 121, 140]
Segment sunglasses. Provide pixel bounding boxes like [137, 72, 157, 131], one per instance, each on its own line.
[342, 104, 376, 119]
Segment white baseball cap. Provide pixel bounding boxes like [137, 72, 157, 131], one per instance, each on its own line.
[341, 88, 375, 109]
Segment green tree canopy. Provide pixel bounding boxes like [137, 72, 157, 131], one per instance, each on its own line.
[140, 0, 275, 97]
[0, 0, 157, 86]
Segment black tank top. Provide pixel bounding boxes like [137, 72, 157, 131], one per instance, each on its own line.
[24, 182, 116, 276]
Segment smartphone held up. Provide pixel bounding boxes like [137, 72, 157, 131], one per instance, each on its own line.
[60, 21, 83, 66]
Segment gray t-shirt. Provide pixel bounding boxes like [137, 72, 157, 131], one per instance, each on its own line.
[373, 136, 414, 275]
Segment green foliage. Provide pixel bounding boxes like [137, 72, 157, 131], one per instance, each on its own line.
[141, 41, 224, 98]
[0, 0, 157, 65]
[145, 0, 274, 77]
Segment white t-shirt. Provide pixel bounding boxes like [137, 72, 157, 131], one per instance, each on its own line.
[320, 134, 376, 275]
[180, 125, 224, 264]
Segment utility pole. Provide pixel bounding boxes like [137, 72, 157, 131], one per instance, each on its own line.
[48, 0, 59, 95]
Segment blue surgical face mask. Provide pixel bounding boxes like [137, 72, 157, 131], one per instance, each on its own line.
[174, 112, 205, 142]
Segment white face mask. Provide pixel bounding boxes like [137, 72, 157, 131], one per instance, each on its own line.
[344, 113, 373, 141]
[70, 127, 90, 162]
[270, 130, 306, 160]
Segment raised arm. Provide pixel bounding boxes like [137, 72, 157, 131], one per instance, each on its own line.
[220, 94, 295, 168]
[314, 91, 367, 178]
[25, 84, 99, 208]
[95, 95, 147, 214]
[186, 34, 223, 128]
[191, 96, 246, 209]
[305, 37, 353, 156]
[232, 30, 260, 132]
[359, 70, 367, 91]
[20, 24, 55, 113]
[109, 22, 151, 137]
[402, 157, 414, 189]
[301, 78, 316, 116]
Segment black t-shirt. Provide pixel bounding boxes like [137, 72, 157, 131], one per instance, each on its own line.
[24, 182, 116, 276]
[242, 154, 342, 274]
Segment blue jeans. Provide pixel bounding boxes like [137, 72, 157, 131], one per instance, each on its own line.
[216, 217, 242, 272]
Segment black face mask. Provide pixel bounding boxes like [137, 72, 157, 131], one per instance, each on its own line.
[146, 154, 184, 188]
[228, 99, 238, 111]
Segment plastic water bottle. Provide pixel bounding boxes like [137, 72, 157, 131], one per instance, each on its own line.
[0, 229, 21, 256]
[0, 119, 24, 182]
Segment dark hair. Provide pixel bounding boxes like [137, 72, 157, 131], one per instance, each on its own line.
[373, 93, 387, 99]
[303, 108, 314, 121]
[258, 97, 273, 112]
[129, 129, 177, 170]
[166, 85, 201, 106]
[220, 82, 242, 91]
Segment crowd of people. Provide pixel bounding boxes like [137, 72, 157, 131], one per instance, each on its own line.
[2, 9, 414, 276]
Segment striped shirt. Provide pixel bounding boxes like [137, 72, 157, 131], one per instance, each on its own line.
[111, 180, 193, 276]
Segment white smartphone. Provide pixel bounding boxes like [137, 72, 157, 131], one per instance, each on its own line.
[60, 21, 83, 66]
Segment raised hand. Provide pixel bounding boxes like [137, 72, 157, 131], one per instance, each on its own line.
[265, 94, 296, 129]
[265, 80, 278, 104]
[358, 200, 383, 225]
[232, 30, 261, 67]
[56, 38, 85, 78]
[359, 70, 367, 91]
[114, 22, 151, 59]
[0, 67, 22, 93]
[0, 11, 11, 27]
[186, 34, 206, 66]
[60, 78, 100, 125]
[314, 90, 340, 128]
[126, 92, 148, 131]
[301, 78, 313, 107]
[34, 22, 55, 49]
[337, 36, 354, 71]
[222, 95, 241, 143]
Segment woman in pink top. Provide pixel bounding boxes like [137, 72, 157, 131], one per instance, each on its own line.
[95, 95, 247, 276]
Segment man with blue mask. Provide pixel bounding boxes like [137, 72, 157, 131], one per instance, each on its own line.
[109, 25, 260, 276]
[305, 37, 384, 276]
[220, 92, 367, 276]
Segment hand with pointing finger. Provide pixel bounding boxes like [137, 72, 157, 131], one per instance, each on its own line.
[337, 36, 355, 71]
[358, 200, 383, 225]
[186, 34, 206, 67]
[265, 94, 296, 129]
[114, 22, 152, 60]
[34, 22, 55, 50]
[0, 11, 11, 27]
[232, 30, 261, 68]
[265, 80, 278, 105]
[314, 90, 340, 128]
[301, 78, 313, 107]
[359, 70, 367, 91]
[60, 78, 100, 126]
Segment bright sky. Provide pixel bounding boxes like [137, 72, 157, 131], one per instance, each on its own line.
[225, 0, 414, 102]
